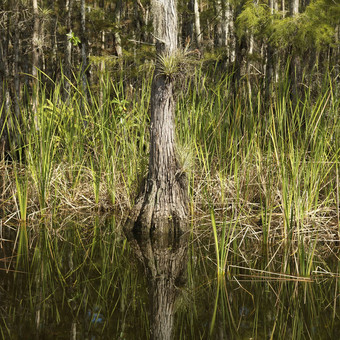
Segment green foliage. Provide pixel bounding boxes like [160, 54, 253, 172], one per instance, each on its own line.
[236, 0, 270, 38]
[66, 31, 81, 46]
[271, 16, 301, 49]
[302, 0, 339, 49]
[236, 0, 339, 52]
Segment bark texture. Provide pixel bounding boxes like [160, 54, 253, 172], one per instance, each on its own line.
[126, 0, 188, 236]
[64, 0, 73, 100]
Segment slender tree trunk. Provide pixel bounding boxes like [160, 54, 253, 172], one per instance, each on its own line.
[80, 0, 88, 102]
[265, 0, 276, 103]
[39, 9, 45, 73]
[0, 29, 11, 156]
[99, 0, 106, 107]
[290, 0, 300, 103]
[51, 2, 58, 81]
[221, 1, 230, 48]
[291, 0, 299, 16]
[232, 4, 247, 97]
[64, 0, 73, 100]
[228, 5, 235, 63]
[126, 0, 188, 236]
[13, 6, 20, 120]
[182, 1, 194, 45]
[114, 0, 123, 58]
[32, 0, 39, 79]
[282, 0, 286, 17]
[193, 0, 202, 48]
[32, 0, 40, 117]
[215, 0, 223, 48]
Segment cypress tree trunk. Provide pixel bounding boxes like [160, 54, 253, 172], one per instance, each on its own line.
[51, 2, 58, 80]
[13, 5, 21, 120]
[64, 0, 73, 100]
[126, 0, 188, 236]
[214, 0, 223, 48]
[290, 0, 300, 103]
[32, 0, 40, 117]
[193, 0, 202, 48]
[182, 1, 194, 45]
[80, 0, 88, 103]
[0, 27, 10, 157]
[114, 0, 123, 57]
[265, 0, 276, 103]
[99, 0, 106, 107]
[291, 0, 299, 15]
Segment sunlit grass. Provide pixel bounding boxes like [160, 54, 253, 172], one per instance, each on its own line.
[0, 64, 338, 273]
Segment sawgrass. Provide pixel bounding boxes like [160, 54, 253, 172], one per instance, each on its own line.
[0, 64, 338, 264]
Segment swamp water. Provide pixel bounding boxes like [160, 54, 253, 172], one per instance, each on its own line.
[0, 217, 339, 339]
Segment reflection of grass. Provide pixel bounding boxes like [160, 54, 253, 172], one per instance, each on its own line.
[184, 232, 340, 340]
[7, 217, 147, 339]
[2, 217, 339, 339]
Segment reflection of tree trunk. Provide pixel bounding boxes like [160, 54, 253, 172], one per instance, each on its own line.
[127, 232, 188, 340]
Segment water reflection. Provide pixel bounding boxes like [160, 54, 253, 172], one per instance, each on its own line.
[0, 218, 339, 339]
[127, 230, 188, 340]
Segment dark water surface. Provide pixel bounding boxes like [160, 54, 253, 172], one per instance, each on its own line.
[0, 217, 339, 339]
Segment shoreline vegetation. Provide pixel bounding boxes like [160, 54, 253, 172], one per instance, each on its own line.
[1, 64, 339, 253]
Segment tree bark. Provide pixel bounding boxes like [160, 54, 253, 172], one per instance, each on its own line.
[99, 0, 106, 107]
[64, 0, 73, 100]
[214, 0, 223, 48]
[80, 0, 88, 102]
[182, 1, 194, 45]
[32, 0, 40, 118]
[0, 26, 11, 157]
[32, 0, 39, 80]
[290, 0, 299, 16]
[114, 0, 123, 58]
[193, 0, 202, 48]
[126, 0, 189, 236]
[265, 0, 276, 103]
[13, 4, 21, 120]
[290, 0, 300, 103]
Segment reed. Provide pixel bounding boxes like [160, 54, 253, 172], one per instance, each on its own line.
[0, 64, 338, 269]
